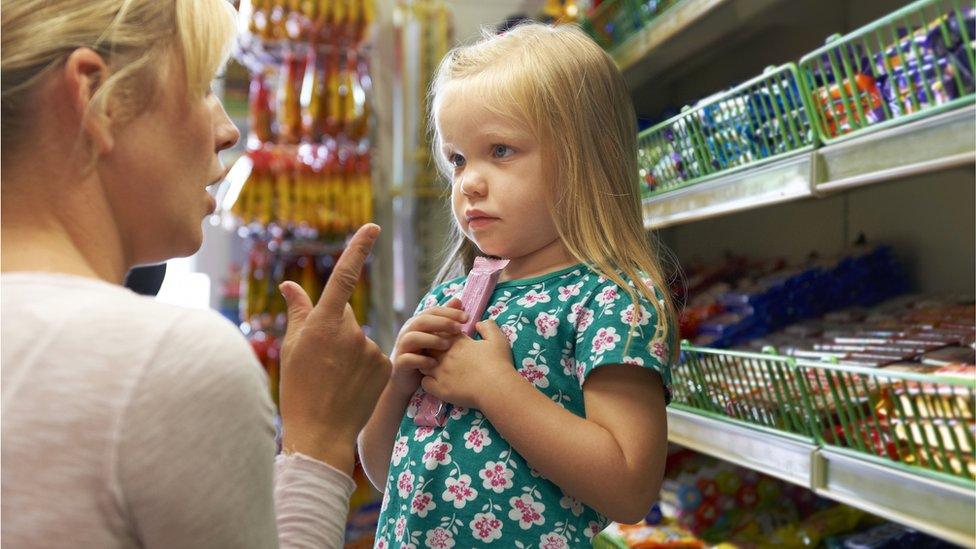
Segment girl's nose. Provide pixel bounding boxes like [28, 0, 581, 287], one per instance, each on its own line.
[210, 95, 241, 153]
[460, 171, 487, 198]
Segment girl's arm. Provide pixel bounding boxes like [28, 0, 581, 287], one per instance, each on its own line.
[358, 383, 416, 491]
[478, 362, 667, 523]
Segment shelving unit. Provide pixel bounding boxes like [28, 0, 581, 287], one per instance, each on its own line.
[643, 104, 976, 229]
[668, 409, 976, 545]
[609, 0, 976, 544]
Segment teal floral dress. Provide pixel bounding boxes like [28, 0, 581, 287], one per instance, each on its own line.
[374, 264, 672, 549]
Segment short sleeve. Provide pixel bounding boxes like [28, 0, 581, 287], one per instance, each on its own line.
[572, 278, 673, 403]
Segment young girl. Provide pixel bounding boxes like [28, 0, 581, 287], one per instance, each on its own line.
[360, 23, 675, 548]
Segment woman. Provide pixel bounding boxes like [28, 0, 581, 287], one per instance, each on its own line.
[1, 1, 391, 547]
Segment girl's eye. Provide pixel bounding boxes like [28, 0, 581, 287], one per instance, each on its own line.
[449, 153, 465, 168]
[491, 144, 514, 158]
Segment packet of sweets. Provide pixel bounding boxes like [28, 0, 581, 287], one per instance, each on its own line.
[415, 257, 510, 427]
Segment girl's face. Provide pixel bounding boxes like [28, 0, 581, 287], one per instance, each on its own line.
[437, 83, 570, 276]
[98, 53, 239, 265]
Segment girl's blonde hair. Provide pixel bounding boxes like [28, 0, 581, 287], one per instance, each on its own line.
[430, 22, 676, 355]
[1, 0, 237, 153]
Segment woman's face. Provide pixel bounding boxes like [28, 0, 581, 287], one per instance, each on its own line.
[97, 54, 239, 266]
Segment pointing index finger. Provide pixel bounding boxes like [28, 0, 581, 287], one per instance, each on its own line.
[316, 224, 380, 319]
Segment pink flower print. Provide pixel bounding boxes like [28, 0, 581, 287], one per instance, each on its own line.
[575, 360, 586, 382]
[449, 406, 469, 420]
[622, 356, 645, 366]
[517, 358, 550, 388]
[540, 532, 569, 549]
[406, 390, 425, 418]
[394, 517, 407, 541]
[508, 494, 546, 529]
[479, 461, 514, 493]
[381, 488, 391, 512]
[409, 490, 436, 518]
[583, 520, 603, 539]
[422, 440, 452, 470]
[442, 474, 478, 509]
[400, 545, 417, 549]
[396, 470, 415, 499]
[420, 295, 438, 311]
[534, 312, 559, 339]
[487, 302, 507, 319]
[557, 282, 583, 302]
[392, 436, 410, 466]
[442, 282, 464, 298]
[424, 527, 455, 549]
[499, 323, 518, 345]
[559, 495, 584, 517]
[377, 538, 389, 549]
[560, 355, 575, 376]
[464, 426, 491, 453]
[414, 426, 436, 442]
[652, 341, 668, 360]
[591, 327, 621, 355]
[568, 303, 594, 332]
[469, 511, 503, 542]
[516, 289, 551, 308]
[620, 304, 650, 327]
[595, 286, 619, 307]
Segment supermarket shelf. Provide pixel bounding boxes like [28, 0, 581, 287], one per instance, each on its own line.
[643, 153, 813, 230]
[667, 408, 976, 545]
[614, 0, 785, 90]
[815, 105, 976, 195]
[813, 448, 976, 546]
[643, 104, 976, 230]
[666, 407, 816, 488]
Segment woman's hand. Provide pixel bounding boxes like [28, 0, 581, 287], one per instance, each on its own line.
[277, 224, 391, 475]
[389, 298, 467, 398]
[420, 320, 518, 410]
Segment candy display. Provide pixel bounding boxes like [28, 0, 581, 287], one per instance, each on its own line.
[638, 64, 816, 198]
[415, 257, 510, 427]
[802, 2, 975, 140]
[581, 0, 677, 51]
[678, 246, 908, 349]
[232, 144, 372, 235]
[245, 0, 375, 45]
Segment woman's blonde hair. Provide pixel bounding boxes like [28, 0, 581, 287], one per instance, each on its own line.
[1, 0, 237, 153]
[429, 22, 677, 356]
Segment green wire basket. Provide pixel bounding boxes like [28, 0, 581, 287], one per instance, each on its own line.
[638, 64, 816, 199]
[798, 0, 976, 144]
[795, 359, 975, 485]
[673, 345, 815, 437]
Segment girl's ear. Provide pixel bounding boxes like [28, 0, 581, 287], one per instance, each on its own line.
[62, 48, 114, 154]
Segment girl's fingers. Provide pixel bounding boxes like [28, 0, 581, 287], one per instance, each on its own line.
[417, 306, 468, 324]
[397, 331, 453, 354]
[407, 314, 463, 336]
[395, 353, 438, 370]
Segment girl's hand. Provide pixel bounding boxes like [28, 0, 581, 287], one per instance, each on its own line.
[420, 320, 517, 409]
[390, 298, 467, 397]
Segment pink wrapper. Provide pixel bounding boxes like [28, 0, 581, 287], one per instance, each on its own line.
[415, 257, 509, 427]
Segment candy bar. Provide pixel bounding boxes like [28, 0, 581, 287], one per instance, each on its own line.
[414, 256, 509, 427]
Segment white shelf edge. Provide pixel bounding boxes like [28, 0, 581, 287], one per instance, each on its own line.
[666, 407, 816, 488]
[666, 408, 976, 545]
[813, 448, 976, 546]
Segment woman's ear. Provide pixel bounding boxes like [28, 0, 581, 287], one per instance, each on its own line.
[62, 48, 114, 154]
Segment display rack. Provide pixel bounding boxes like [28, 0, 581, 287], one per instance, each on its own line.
[668, 410, 975, 545]
[616, 1, 976, 545]
[643, 103, 975, 229]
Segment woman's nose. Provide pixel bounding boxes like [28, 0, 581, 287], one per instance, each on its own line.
[211, 96, 241, 153]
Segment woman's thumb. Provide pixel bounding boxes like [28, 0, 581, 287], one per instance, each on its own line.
[280, 281, 313, 333]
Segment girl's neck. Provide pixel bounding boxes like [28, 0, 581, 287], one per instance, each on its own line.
[498, 237, 577, 282]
